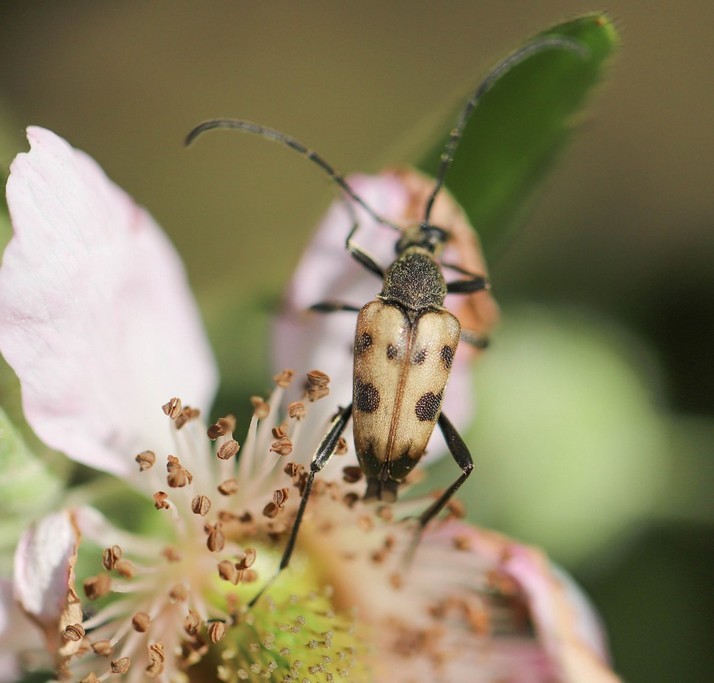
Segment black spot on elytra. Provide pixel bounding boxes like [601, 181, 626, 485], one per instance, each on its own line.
[355, 332, 373, 356]
[386, 344, 398, 360]
[440, 345, 454, 369]
[355, 378, 380, 414]
[412, 348, 427, 365]
[415, 391, 442, 422]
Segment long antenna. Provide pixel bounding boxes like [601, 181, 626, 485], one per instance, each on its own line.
[186, 119, 401, 233]
[422, 35, 589, 224]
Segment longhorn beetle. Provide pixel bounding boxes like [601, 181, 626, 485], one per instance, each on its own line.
[187, 35, 588, 604]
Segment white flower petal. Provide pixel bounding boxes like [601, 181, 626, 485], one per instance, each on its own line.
[0, 127, 218, 478]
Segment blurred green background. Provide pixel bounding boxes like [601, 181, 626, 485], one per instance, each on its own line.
[0, 2, 712, 681]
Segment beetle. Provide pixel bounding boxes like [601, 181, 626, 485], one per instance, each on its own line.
[186, 35, 587, 602]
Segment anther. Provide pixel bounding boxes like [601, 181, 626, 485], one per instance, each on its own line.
[162, 397, 182, 420]
[135, 450, 156, 471]
[250, 396, 270, 419]
[342, 466, 363, 484]
[84, 574, 111, 600]
[175, 406, 200, 429]
[208, 621, 226, 643]
[207, 415, 237, 440]
[305, 370, 330, 402]
[273, 369, 295, 387]
[132, 611, 151, 633]
[288, 401, 306, 420]
[102, 545, 122, 571]
[63, 623, 85, 642]
[191, 495, 212, 516]
[445, 497, 466, 520]
[153, 491, 170, 510]
[453, 534, 471, 551]
[92, 640, 113, 656]
[146, 642, 165, 676]
[161, 546, 182, 562]
[217, 478, 239, 496]
[217, 439, 240, 460]
[270, 436, 293, 457]
[206, 523, 225, 552]
[218, 560, 239, 585]
[184, 609, 201, 635]
[166, 455, 193, 488]
[115, 559, 135, 579]
[169, 584, 189, 602]
[236, 547, 257, 570]
[110, 657, 131, 674]
[335, 437, 348, 455]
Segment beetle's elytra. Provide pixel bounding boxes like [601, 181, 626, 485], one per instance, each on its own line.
[186, 34, 588, 604]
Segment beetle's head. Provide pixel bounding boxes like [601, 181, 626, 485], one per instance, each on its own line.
[395, 222, 449, 255]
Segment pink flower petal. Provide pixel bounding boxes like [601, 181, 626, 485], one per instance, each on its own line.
[0, 127, 218, 477]
[504, 546, 619, 683]
[411, 522, 620, 682]
[0, 579, 44, 682]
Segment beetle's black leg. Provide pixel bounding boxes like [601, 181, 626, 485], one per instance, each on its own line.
[404, 411, 474, 565]
[343, 202, 385, 278]
[346, 232, 384, 278]
[446, 274, 490, 294]
[310, 302, 362, 313]
[418, 411, 474, 528]
[249, 403, 353, 607]
[460, 329, 490, 350]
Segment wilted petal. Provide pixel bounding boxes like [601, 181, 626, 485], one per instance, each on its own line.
[0, 127, 218, 478]
[13, 510, 82, 659]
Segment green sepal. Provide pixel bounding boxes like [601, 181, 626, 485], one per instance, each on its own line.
[416, 13, 619, 256]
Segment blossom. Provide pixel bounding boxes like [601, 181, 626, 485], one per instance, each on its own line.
[0, 128, 619, 682]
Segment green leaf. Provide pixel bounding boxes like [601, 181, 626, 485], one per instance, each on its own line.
[416, 13, 619, 256]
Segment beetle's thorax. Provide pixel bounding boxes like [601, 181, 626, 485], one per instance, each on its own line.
[379, 246, 447, 312]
